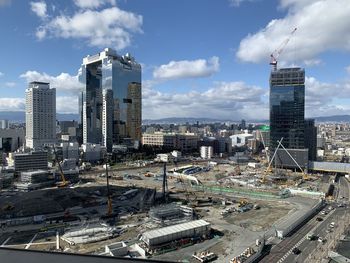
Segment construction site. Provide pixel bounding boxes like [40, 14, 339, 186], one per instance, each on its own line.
[1, 28, 349, 263]
[0, 146, 334, 263]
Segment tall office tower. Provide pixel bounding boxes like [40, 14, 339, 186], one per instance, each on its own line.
[102, 89, 114, 152]
[127, 82, 142, 142]
[270, 68, 305, 151]
[304, 119, 317, 161]
[79, 48, 141, 151]
[25, 81, 56, 149]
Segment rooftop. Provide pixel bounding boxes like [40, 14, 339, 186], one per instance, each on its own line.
[142, 219, 210, 240]
[29, 81, 50, 85]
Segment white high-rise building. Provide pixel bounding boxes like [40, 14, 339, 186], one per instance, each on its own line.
[200, 146, 213, 159]
[25, 81, 56, 149]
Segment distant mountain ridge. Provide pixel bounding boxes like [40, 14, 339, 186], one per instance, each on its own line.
[0, 111, 79, 122]
[144, 115, 350, 124]
[0, 111, 349, 124]
[312, 115, 350, 122]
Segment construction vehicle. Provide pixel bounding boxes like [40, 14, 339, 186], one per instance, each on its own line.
[239, 199, 248, 207]
[261, 137, 309, 183]
[144, 172, 154, 177]
[53, 145, 69, 188]
[270, 27, 297, 71]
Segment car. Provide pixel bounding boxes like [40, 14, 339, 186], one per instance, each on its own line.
[329, 222, 335, 228]
[292, 247, 301, 255]
[307, 233, 317, 240]
[338, 204, 345, 208]
[318, 237, 326, 243]
[316, 217, 323, 222]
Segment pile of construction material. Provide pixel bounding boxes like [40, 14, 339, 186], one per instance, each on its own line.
[149, 203, 193, 226]
[230, 247, 256, 263]
[192, 251, 218, 262]
[15, 170, 54, 191]
[61, 223, 122, 245]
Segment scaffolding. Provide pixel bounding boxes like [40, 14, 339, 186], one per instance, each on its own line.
[149, 203, 193, 226]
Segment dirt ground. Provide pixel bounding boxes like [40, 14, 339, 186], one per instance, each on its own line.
[224, 201, 294, 231]
[199, 198, 295, 233]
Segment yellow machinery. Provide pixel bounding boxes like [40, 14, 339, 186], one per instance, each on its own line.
[261, 137, 309, 183]
[53, 145, 69, 188]
[239, 199, 248, 207]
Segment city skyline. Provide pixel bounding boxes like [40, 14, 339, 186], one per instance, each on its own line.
[0, 0, 350, 120]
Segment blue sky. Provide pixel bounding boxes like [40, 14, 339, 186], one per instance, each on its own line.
[0, 0, 350, 120]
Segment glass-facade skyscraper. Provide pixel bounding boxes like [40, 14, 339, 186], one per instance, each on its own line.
[269, 68, 305, 152]
[79, 48, 142, 151]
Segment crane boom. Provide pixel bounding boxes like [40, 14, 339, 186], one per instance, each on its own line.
[53, 145, 68, 188]
[270, 27, 297, 71]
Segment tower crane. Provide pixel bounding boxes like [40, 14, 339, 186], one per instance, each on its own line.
[270, 27, 297, 71]
[105, 157, 113, 217]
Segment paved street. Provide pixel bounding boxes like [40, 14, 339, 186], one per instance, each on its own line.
[259, 209, 324, 263]
[283, 207, 347, 263]
[260, 176, 350, 263]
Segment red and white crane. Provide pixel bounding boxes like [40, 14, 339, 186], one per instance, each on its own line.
[270, 27, 297, 71]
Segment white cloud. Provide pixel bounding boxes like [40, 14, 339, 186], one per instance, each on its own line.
[153, 57, 220, 81]
[236, 0, 350, 64]
[0, 72, 4, 77]
[20, 70, 82, 93]
[0, 97, 78, 114]
[4, 82, 16, 87]
[30, 1, 47, 18]
[34, 6, 142, 49]
[0, 98, 25, 111]
[303, 59, 322, 66]
[56, 96, 78, 113]
[305, 76, 350, 117]
[229, 0, 256, 7]
[143, 75, 350, 120]
[73, 0, 116, 9]
[143, 81, 267, 120]
[346, 65, 350, 74]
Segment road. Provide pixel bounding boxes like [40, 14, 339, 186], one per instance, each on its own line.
[260, 175, 350, 263]
[337, 176, 350, 203]
[259, 210, 321, 263]
[282, 207, 347, 263]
